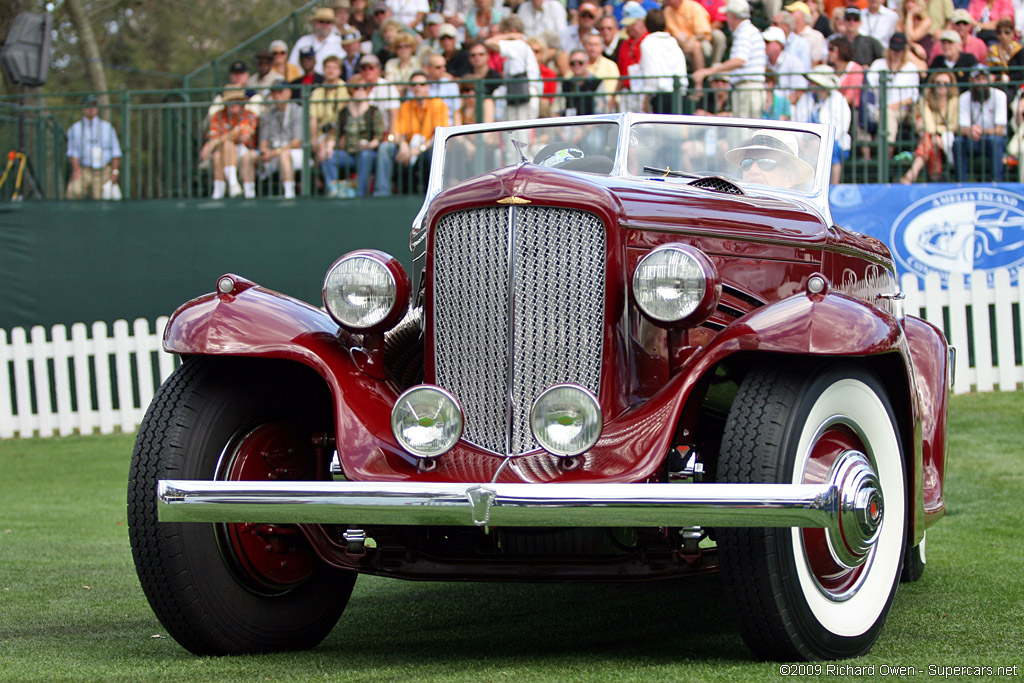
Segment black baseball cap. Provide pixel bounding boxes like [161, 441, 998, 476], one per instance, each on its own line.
[229, 60, 248, 73]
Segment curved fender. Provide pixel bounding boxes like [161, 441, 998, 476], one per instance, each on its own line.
[553, 290, 911, 484]
[703, 289, 905, 358]
[165, 275, 414, 479]
[903, 315, 950, 529]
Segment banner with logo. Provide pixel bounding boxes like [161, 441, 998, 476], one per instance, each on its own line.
[830, 184, 1024, 287]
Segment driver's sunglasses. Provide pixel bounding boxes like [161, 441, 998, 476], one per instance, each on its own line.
[740, 157, 779, 172]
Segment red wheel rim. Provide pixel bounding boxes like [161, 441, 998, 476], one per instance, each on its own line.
[218, 422, 318, 593]
[800, 424, 869, 599]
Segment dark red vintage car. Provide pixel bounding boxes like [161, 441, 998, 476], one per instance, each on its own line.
[128, 115, 951, 661]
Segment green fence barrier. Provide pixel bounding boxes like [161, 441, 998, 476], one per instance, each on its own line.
[0, 196, 423, 330]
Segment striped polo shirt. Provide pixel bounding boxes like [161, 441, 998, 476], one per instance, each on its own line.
[728, 19, 767, 84]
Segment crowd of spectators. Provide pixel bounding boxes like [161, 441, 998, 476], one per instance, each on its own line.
[71, 0, 1024, 200]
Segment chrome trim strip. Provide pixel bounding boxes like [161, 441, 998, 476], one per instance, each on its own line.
[505, 205, 516, 457]
[158, 479, 839, 529]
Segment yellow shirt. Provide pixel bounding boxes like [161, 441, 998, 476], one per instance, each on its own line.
[664, 0, 711, 40]
[395, 98, 450, 143]
[310, 84, 350, 128]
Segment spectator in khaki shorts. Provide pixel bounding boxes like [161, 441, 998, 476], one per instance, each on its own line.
[65, 94, 122, 200]
[202, 88, 258, 199]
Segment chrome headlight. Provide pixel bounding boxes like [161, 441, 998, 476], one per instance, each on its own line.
[529, 384, 602, 457]
[632, 244, 720, 326]
[391, 385, 463, 458]
[323, 250, 409, 331]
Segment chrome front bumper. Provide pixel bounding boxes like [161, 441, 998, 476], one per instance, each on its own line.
[157, 451, 882, 552]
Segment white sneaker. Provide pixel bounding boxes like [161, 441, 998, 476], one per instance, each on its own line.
[211, 181, 226, 199]
[228, 181, 243, 198]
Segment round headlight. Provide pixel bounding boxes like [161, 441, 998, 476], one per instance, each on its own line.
[530, 384, 602, 457]
[392, 385, 464, 458]
[323, 251, 409, 331]
[632, 245, 720, 326]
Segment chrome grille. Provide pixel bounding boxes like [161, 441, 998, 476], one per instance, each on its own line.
[433, 206, 606, 456]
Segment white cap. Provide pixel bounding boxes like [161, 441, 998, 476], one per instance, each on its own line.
[762, 26, 786, 44]
[725, 0, 751, 18]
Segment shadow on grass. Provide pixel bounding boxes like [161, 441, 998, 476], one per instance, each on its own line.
[322, 572, 750, 664]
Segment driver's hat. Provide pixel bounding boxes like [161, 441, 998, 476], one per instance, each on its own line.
[725, 129, 814, 184]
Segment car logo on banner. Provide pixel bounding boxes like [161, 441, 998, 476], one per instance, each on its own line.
[890, 188, 1024, 285]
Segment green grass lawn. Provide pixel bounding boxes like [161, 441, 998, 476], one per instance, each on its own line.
[1, 391, 1021, 682]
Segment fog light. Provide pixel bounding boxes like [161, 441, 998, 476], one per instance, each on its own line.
[391, 385, 463, 458]
[530, 384, 602, 457]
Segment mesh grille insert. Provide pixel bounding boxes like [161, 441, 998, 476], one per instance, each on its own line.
[433, 206, 605, 455]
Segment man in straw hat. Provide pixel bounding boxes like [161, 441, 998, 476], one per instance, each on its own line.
[726, 128, 815, 189]
[806, 64, 851, 183]
[202, 88, 258, 199]
[289, 7, 345, 75]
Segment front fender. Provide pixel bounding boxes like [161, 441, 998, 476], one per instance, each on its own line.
[705, 288, 905, 358]
[164, 275, 415, 479]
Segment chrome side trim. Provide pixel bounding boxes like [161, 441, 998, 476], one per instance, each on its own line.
[160, 480, 837, 529]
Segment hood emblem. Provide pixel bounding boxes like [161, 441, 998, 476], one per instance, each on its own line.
[497, 196, 531, 205]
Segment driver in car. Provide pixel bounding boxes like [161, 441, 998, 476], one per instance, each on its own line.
[725, 129, 813, 189]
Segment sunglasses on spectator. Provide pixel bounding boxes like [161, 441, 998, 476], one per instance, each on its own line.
[580, 12, 596, 18]
[570, 60, 586, 65]
[740, 157, 780, 172]
[273, 50, 287, 55]
[440, 34, 456, 39]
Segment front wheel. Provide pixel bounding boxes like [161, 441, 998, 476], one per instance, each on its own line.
[717, 363, 907, 660]
[127, 357, 356, 655]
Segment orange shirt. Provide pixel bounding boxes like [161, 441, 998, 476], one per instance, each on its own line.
[664, 0, 712, 40]
[395, 97, 450, 143]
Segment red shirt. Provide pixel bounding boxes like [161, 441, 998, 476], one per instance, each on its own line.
[617, 34, 645, 89]
[539, 64, 559, 101]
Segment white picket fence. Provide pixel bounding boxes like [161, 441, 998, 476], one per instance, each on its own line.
[0, 317, 175, 439]
[903, 269, 1023, 395]
[0, 270, 1021, 439]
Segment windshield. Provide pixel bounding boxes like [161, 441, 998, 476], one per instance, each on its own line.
[627, 123, 821, 192]
[438, 117, 824, 195]
[442, 122, 619, 188]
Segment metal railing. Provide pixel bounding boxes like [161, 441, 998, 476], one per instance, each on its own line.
[1, 69, 1021, 201]
[182, 0, 323, 90]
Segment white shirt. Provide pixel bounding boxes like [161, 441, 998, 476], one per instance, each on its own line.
[959, 88, 1008, 131]
[638, 31, 688, 94]
[387, 0, 430, 28]
[517, 0, 568, 38]
[430, 78, 462, 125]
[785, 32, 812, 71]
[366, 78, 402, 113]
[798, 26, 828, 64]
[866, 58, 920, 107]
[859, 6, 899, 49]
[498, 37, 541, 90]
[289, 34, 345, 75]
[770, 50, 811, 122]
[728, 19, 767, 83]
[814, 90, 852, 151]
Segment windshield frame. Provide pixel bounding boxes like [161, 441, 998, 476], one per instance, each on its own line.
[423, 113, 835, 223]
